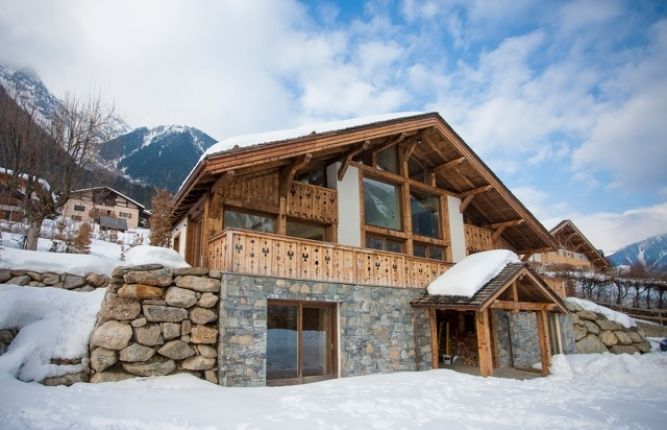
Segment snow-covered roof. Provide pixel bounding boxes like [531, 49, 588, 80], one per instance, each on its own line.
[427, 250, 521, 297]
[201, 112, 424, 160]
[70, 186, 145, 210]
[0, 167, 51, 192]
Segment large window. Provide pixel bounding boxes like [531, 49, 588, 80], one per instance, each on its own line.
[286, 220, 327, 241]
[363, 177, 401, 230]
[366, 235, 403, 253]
[410, 190, 440, 238]
[223, 209, 275, 233]
[267, 301, 336, 385]
[376, 146, 399, 174]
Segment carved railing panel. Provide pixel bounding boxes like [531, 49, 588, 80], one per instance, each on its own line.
[286, 182, 338, 224]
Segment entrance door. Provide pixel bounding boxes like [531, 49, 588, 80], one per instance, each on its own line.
[266, 301, 337, 385]
[185, 216, 202, 266]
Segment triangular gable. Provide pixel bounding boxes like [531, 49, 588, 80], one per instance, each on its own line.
[174, 112, 558, 254]
[550, 219, 609, 269]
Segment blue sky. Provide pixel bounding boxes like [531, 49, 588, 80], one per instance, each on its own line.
[0, 0, 665, 251]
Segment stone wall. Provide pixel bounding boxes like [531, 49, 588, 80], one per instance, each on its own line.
[493, 311, 575, 369]
[88, 265, 221, 384]
[219, 274, 433, 387]
[566, 301, 652, 354]
[0, 268, 108, 291]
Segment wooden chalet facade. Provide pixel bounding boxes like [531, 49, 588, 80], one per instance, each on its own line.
[63, 187, 148, 230]
[172, 113, 568, 386]
[532, 219, 610, 296]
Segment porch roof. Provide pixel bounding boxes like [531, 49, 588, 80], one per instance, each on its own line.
[411, 263, 567, 313]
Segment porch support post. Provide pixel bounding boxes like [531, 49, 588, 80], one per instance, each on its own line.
[475, 309, 493, 377]
[429, 309, 438, 369]
[535, 310, 551, 376]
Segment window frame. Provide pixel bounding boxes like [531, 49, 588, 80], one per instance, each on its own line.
[223, 207, 277, 234]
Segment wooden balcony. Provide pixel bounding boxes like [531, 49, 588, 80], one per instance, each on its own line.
[208, 229, 453, 289]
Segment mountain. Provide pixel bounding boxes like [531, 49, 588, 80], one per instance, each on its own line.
[99, 125, 216, 192]
[608, 233, 667, 274]
[0, 63, 131, 141]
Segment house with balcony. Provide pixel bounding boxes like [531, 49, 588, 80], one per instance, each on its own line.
[531, 219, 610, 296]
[172, 112, 569, 386]
[63, 187, 147, 230]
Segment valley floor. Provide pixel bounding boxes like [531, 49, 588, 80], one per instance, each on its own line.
[1, 352, 666, 429]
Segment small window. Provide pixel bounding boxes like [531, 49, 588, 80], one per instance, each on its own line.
[410, 190, 440, 239]
[366, 235, 403, 253]
[413, 242, 445, 261]
[376, 146, 399, 174]
[119, 212, 132, 218]
[296, 168, 326, 187]
[224, 209, 275, 233]
[286, 220, 326, 241]
[71, 215, 82, 221]
[74, 205, 85, 212]
[363, 177, 401, 230]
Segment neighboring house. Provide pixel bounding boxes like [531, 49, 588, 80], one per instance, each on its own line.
[172, 112, 568, 386]
[531, 219, 610, 296]
[0, 167, 51, 222]
[63, 187, 146, 230]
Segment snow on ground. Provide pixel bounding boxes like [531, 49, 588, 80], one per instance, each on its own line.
[0, 285, 105, 382]
[0, 247, 118, 276]
[0, 353, 666, 429]
[427, 250, 520, 297]
[125, 245, 189, 268]
[566, 297, 637, 329]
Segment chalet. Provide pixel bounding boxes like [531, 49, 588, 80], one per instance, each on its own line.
[172, 112, 572, 386]
[531, 219, 610, 296]
[63, 187, 147, 230]
[0, 167, 51, 222]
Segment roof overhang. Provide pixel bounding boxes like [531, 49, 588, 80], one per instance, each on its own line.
[550, 220, 610, 269]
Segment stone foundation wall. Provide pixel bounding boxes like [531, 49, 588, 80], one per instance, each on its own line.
[0, 268, 108, 291]
[220, 274, 432, 387]
[567, 301, 651, 354]
[88, 265, 221, 384]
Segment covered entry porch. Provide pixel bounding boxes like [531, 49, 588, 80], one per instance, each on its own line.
[412, 263, 567, 377]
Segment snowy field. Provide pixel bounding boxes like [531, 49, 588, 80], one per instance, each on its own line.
[0, 352, 666, 429]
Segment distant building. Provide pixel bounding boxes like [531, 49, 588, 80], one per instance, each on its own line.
[63, 187, 148, 230]
[0, 167, 51, 222]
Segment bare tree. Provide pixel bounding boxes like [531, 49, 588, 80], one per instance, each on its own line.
[149, 189, 174, 247]
[0, 87, 113, 250]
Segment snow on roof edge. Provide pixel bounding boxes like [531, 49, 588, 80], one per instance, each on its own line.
[71, 186, 145, 210]
[176, 112, 429, 195]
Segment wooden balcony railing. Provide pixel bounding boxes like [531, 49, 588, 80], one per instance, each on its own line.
[208, 229, 452, 289]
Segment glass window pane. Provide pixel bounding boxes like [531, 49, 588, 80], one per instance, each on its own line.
[408, 158, 427, 183]
[363, 177, 401, 230]
[366, 236, 384, 250]
[267, 304, 298, 381]
[413, 243, 426, 258]
[296, 168, 326, 187]
[410, 190, 439, 238]
[376, 146, 399, 174]
[429, 246, 444, 261]
[302, 307, 331, 377]
[365, 235, 403, 253]
[224, 209, 275, 233]
[286, 221, 326, 241]
[385, 239, 402, 253]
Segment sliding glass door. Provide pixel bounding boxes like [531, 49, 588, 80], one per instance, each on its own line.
[267, 301, 337, 385]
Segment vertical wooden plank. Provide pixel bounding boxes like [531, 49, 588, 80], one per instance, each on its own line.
[277, 196, 287, 235]
[475, 309, 494, 377]
[536, 310, 551, 376]
[429, 309, 439, 369]
[401, 182, 413, 256]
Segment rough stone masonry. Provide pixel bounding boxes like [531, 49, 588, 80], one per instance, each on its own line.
[88, 264, 221, 384]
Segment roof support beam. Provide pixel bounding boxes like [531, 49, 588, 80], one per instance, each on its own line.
[458, 185, 493, 213]
[371, 132, 409, 156]
[338, 141, 370, 181]
[402, 139, 419, 161]
[432, 156, 465, 175]
[490, 300, 558, 312]
[280, 153, 312, 196]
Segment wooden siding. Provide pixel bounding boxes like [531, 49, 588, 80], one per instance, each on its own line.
[286, 182, 338, 224]
[464, 223, 515, 254]
[208, 229, 452, 289]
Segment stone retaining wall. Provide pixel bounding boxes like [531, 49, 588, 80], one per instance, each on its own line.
[88, 265, 221, 384]
[0, 268, 108, 291]
[567, 301, 652, 354]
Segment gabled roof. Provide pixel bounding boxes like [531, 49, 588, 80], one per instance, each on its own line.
[71, 186, 145, 210]
[549, 219, 609, 269]
[174, 112, 558, 254]
[411, 263, 567, 313]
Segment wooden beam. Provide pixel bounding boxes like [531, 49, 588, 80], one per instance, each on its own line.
[432, 156, 465, 174]
[460, 184, 493, 197]
[490, 300, 558, 312]
[492, 226, 507, 242]
[475, 309, 494, 377]
[208, 170, 235, 221]
[371, 132, 410, 156]
[459, 193, 475, 213]
[403, 139, 419, 161]
[338, 141, 370, 180]
[279, 153, 312, 196]
[536, 310, 551, 376]
[430, 309, 439, 369]
[511, 282, 519, 313]
[484, 219, 524, 229]
[520, 252, 533, 262]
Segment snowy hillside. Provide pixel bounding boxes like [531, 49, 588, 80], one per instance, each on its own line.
[608, 233, 667, 274]
[0, 63, 130, 141]
[99, 125, 216, 192]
